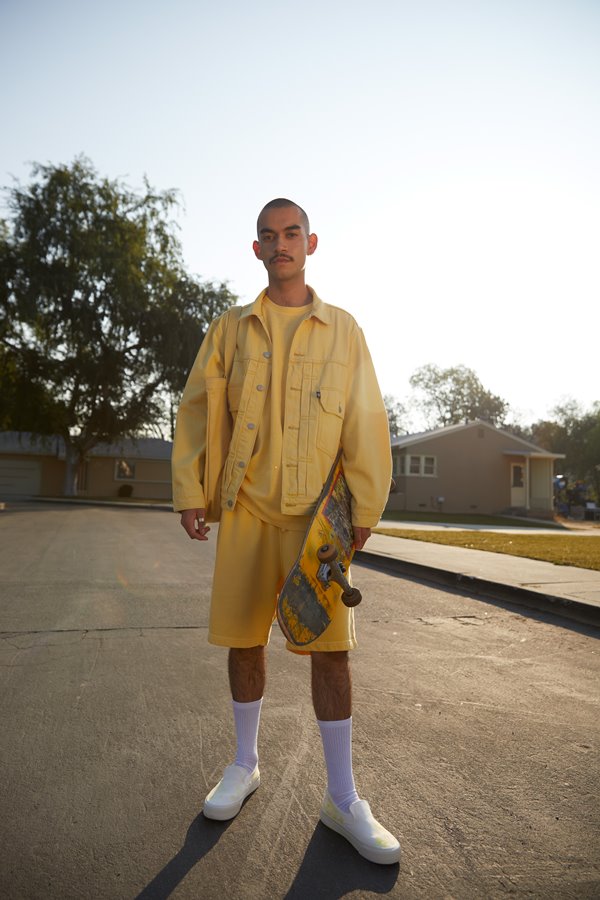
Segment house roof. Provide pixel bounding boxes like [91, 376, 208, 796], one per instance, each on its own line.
[0, 432, 173, 461]
[87, 438, 173, 460]
[391, 419, 564, 458]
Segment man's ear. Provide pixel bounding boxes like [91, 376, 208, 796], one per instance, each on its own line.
[307, 232, 318, 256]
[252, 239, 261, 258]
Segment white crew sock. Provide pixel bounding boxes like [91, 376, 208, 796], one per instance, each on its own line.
[232, 698, 262, 773]
[317, 716, 360, 813]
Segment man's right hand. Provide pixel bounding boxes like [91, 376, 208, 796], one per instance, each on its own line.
[180, 509, 211, 541]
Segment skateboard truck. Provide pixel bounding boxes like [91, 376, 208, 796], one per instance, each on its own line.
[317, 544, 362, 607]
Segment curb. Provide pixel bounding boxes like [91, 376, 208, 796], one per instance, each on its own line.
[354, 549, 600, 629]
[31, 497, 173, 512]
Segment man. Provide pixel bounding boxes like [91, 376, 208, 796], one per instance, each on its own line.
[172, 199, 400, 865]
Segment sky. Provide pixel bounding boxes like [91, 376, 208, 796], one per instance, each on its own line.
[1, 0, 598, 429]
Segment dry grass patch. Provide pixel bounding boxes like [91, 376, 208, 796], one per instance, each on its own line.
[372, 529, 600, 572]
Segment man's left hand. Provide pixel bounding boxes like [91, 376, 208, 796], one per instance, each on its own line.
[353, 527, 371, 551]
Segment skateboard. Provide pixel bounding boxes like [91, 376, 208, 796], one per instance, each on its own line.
[277, 450, 362, 647]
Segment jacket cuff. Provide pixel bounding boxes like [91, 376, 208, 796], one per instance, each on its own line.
[351, 507, 384, 529]
[172, 489, 206, 513]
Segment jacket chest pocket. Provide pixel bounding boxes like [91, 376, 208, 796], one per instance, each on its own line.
[316, 388, 344, 457]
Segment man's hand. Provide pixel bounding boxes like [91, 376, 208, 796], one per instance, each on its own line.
[353, 527, 371, 551]
[180, 509, 211, 541]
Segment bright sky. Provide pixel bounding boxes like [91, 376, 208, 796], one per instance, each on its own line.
[1, 0, 598, 428]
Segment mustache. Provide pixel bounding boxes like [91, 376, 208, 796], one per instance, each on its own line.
[270, 254, 292, 263]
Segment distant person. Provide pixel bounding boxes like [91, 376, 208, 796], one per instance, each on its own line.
[172, 199, 399, 865]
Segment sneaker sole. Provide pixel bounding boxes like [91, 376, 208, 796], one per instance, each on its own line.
[203, 776, 260, 821]
[320, 808, 401, 865]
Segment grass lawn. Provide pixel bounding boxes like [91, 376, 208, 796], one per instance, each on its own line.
[372, 528, 600, 572]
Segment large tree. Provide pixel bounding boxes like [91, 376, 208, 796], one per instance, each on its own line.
[0, 157, 235, 494]
[409, 363, 509, 428]
[531, 400, 600, 501]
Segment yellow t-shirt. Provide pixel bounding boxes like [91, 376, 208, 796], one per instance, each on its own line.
[237, 295, 313, 531]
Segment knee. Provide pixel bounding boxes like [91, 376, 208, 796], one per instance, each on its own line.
[230, 646, 264, 665]
[311, 650, 349, 671]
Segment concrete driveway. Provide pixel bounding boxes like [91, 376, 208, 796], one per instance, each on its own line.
[1, 503, 599, 898]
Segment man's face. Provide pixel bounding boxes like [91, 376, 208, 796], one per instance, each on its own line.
[252, 205, 317, 280]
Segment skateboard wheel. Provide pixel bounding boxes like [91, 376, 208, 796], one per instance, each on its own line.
[342, 587, 362, 607]
[317, 544, 337, 564]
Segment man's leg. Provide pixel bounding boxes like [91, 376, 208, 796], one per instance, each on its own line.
[229, 646, 266, 703]
[228, 646, 265, 772]
[311, 651, 359, 811]
[310, 649, 351, 720]
[203, 505, 279, 821]
[203, 646, 265, 820]
[312, 650, 401, 865]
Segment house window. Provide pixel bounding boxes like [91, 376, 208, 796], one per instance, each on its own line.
[396, 454, 438, 477]
[115, 459, 136, 480]
[409, 455, 421, 475]
[393, 454, 404, 477]
[423, 456, 436, 476]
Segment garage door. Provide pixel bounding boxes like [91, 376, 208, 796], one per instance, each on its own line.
[0, 460, 42, 497]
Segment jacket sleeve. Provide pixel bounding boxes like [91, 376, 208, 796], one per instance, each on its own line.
[171, 312, 228, 512]
[341, 326, 392, 528]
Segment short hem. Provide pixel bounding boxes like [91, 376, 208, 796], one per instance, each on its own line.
[208, 632, 271, 648]
[285, 637, 358, 656]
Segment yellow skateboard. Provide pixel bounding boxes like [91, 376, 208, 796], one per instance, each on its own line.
[277, 450, 362, 647]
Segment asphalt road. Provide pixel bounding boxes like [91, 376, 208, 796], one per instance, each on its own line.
[1, 503, 599, 899]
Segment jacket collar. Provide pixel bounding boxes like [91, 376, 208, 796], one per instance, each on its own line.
[240, 286, 331, 325]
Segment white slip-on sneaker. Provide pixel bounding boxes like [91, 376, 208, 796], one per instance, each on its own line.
[203, 764, 260, 821]
[320, 791, 401, 865]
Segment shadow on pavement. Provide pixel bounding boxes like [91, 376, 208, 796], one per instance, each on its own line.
[134, 814, 232, 900]
[284, 823, 399, 898]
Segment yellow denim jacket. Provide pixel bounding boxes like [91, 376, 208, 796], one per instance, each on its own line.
[171, 289, 392, 527]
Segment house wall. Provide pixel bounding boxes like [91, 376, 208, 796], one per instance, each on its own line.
[84, 458, 172, 500]
[388, 425, 552, 515]
[0, 453, 64, 497]
[530, 458, 553, 512]
[0, 451, 172, 500]
[41, 457, 65, 496]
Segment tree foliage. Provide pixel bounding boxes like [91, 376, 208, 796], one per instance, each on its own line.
[530, 400, 600, 501]
[0, 157, 235, 493]
[384, 394, 408, 437]
[409, 363, 509, 428]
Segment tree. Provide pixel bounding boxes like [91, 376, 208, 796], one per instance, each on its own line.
[526, 399, 600, 503]
[409, 364, 509, 428]
[549, 401, 600, 501]
[384, 394, 408, 437]
[0, 157, 235, 494]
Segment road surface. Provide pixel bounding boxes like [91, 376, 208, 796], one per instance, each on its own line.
[1, 503, 598, 898]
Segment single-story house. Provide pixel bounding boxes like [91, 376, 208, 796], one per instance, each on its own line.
[0, 432, 172, 501]
[387, 420, 565, 518]
[2, 421, 564, 516]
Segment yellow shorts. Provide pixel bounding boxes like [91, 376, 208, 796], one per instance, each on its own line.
[209, 503, 357, 655]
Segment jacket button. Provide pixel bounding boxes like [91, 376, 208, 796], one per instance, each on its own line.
[227, 500, 233, 508]
[256, 384, 264, 391]
[247, 423, 255, 430]
[263, 351, 272, 359]
[238, 461, 245, 468]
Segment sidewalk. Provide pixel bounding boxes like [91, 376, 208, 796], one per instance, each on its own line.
[356, 528, 600, 626]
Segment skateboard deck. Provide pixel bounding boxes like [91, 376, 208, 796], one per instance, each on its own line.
[277, 450, 361, 647]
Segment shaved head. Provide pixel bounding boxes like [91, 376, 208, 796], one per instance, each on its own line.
[257, 198, 310, 236]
